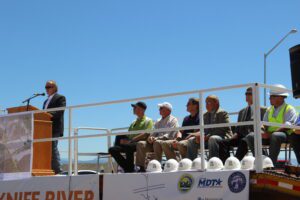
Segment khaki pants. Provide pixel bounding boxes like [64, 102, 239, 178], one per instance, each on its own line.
[161, 140, 177, 160]
[177, 139, 189, 158]
[136, 140, 164, 167]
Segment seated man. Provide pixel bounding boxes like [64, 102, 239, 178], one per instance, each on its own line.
[108, 102, 153, 173]
[289, 114, 300, 164]
[243, 84, 298, 165]
[177, 95, 232, 160]
[161, 98, 200, 160]
[218, 87, 266, 162]
[136, 102, 179, 172]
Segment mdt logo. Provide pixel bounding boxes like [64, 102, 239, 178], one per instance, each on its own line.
[198, 178, 223, 188]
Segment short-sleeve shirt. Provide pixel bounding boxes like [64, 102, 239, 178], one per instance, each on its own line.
[181, 113, 200, 139]
[152, 115, 179, 140]
[127, 116, 153, 140]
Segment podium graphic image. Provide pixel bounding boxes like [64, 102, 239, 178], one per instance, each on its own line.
[7, 105, 55, 176]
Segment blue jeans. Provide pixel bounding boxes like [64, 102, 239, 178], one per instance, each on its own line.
[186, 138, 199, 160]
[244, 132, 287, 164]
[289, 134, 300, 164]
[186, 135, 223, 160]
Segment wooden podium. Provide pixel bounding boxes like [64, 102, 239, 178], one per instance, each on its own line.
[7, 105, 55, 176]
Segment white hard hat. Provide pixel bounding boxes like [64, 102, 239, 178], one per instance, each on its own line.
[178, 158, 192, 171]
[163, 159, 179, 172]
[158, 102, 173, 111]
[207, 157, 224, 171]
[241, 155, 255, 170]
[269, 84, 289, 97]
[254, 156, 274, 169]
[191, 158, 207, 170]
[262, 156, 274, 169]
[224, 156, 241, 170]
[147, 160, 162, 173]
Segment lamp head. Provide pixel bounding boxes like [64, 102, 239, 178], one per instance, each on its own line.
[291, 29, 297, 34]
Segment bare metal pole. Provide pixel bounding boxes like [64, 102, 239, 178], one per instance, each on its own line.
[263, 29, 297, 106]
[264, 54, 267, 106]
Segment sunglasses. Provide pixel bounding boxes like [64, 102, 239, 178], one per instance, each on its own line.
[270, 95, 282, 98]
[45, 86, 54, 89]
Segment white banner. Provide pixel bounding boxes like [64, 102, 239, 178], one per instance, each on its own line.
[103, 170, 249, 200]
[0, 175, 99, 200]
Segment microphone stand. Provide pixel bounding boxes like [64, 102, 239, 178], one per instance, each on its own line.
[22, 94, 42, 111]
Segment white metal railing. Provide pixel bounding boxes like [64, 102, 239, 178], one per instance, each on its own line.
[0, 109, 6, 115]
[2, 83, 300, 175]
[74, 127, 112, 175]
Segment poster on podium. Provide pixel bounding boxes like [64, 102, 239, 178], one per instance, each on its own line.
[0, 112, 33, 180]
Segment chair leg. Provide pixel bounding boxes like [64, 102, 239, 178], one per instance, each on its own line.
[97, 155, 100, 172]
[289, 145, 292, 164]
[285, 144, 288, 163]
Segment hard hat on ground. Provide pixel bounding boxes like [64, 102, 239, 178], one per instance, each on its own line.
[147, 160, 162, 173]
[178, 158, 193, 171]
[164, 159, 179, 172]
[207, 157, 224, 171]
[254, 155, 274, 169]
[241, 155, 255, 170]
[224, 156, 241, 170]
[191, 157, 207, 170]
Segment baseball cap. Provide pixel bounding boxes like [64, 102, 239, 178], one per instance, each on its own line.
[131, 101, 147, 110]
[158, 102, 173, 111]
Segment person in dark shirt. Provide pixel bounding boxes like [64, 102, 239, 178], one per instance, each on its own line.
[218, 87, 266, 163]
[161, 98, 199, 160]
[178, 95, 232, 160]
[43, 80, 66, 174]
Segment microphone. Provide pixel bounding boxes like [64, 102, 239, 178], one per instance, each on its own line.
[22, 93, 45, 104]
[34, 93, 45, 96]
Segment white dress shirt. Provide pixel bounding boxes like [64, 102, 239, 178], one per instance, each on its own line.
[44, 93, 56, 109]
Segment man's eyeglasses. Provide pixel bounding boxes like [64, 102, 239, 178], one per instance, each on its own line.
[45, 86, 54, 89]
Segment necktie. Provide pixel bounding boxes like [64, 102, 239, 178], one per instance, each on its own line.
[245, 106, 251, 121]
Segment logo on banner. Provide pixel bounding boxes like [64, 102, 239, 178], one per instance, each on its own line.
[178, 174, 194, 193]
[197, 178, 223, 188]
[228, 171, 247, 193]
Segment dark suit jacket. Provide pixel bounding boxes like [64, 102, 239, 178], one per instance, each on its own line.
[235, 106, 266, 138]
[204, 108, 232, 139]
[43, 93, 66, 137]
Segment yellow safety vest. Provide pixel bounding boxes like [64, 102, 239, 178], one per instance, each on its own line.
[267, 104, 294, 135]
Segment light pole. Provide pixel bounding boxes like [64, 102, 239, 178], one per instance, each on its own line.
[263, 29, 297, 106]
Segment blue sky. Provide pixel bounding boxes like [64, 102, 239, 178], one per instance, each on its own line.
[0, 1, 300, 160]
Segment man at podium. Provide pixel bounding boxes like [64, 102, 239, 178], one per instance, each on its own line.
[43, 80, 66, 174]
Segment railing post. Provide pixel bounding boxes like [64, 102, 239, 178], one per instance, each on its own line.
[107, 130, 113, 173]
[74, 128, 78, 175]
[68, 108, 73, 176]
[253, 83, 263, 172]
[199, 92, 205, 170]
